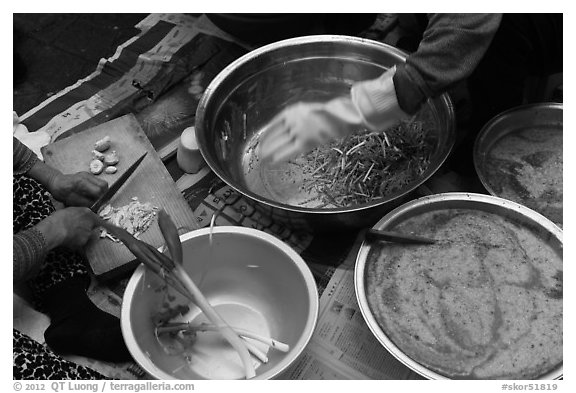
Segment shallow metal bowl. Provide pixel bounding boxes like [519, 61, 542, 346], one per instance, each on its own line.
[121, 227, 318, 380]
[195, 35, 455, 231]
[355, 193, 563, 380]
[474, 103, 563, 226]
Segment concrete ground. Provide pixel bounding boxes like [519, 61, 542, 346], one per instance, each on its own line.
[12, 13, 403, 117]
[13, 13, 148, 115]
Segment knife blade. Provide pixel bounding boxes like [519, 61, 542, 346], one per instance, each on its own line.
[90, 152, 147, 213]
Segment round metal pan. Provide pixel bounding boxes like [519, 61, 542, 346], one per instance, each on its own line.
[473, 103, 563, 226]
[354, 192, 563, 380]
[121, 227, 319, 380]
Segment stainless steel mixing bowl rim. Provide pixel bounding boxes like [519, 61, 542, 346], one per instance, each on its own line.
[353, 192, 563, 380]
[121, 226, 319, 380]
[196, 34, 456, 215]
[473, 102, 563, 198]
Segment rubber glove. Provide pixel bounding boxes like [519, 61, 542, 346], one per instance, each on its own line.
[258, 97, 364, 163]
[350, 65, 410, 132]
[258, 66, 409, 163]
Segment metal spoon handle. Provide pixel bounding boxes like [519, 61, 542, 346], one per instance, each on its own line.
[365, 228, 437, 245]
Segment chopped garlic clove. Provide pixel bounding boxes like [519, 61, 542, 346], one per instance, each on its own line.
[104, 151, 120, 166]
[92, 150, 105, 161]
[94, 136, 111, 152]
[90, 159, 104, 175]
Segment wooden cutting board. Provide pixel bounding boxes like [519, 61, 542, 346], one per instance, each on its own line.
[41, 114, 199, 281]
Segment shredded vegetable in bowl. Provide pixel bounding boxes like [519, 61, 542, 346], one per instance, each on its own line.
[298, 120, 435, 208]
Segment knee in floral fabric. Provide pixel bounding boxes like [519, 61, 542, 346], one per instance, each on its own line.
[13, 329, 107, 380]
[13, 175, 55, 233]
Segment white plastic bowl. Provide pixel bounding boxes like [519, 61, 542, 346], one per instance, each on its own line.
[121, 226, 318, 380]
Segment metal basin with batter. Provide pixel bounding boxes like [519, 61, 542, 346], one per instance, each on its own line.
[355, 193, 563, 380]
[195, 35, 455, 231]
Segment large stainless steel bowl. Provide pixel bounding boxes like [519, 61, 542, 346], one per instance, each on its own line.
[355, 193, 563, 380]
[195, 35, 455, 231]
[121, 227, 318, 380]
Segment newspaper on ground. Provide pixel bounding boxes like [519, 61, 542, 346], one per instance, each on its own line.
[281, 234, 423, 380]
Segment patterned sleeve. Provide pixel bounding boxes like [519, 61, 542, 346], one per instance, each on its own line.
[13, 136, 39, 175]
[13, 228, 48, 284]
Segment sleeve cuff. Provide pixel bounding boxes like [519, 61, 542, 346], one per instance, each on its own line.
[392, 62, 430, 115]
[13, 227, 48, 283]
[350, 66, 410, 131]
[13, 136, 40, 175]
[18, 154, 39, 175]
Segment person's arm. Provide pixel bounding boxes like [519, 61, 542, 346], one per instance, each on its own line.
[393, 13, 503, 114]
[13, 215, 69, 283]
[13, 136, 40, 175]
[13, 137, 105, 283]
[14, 207, 101, 284]
[14, 136, 63, 189]
[258, 14, 503, 162]
[13, 137, 52, 282]
[351, 13, 503, 125]
[14, 229, 48, 283]
[14, 136, 108, 206]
